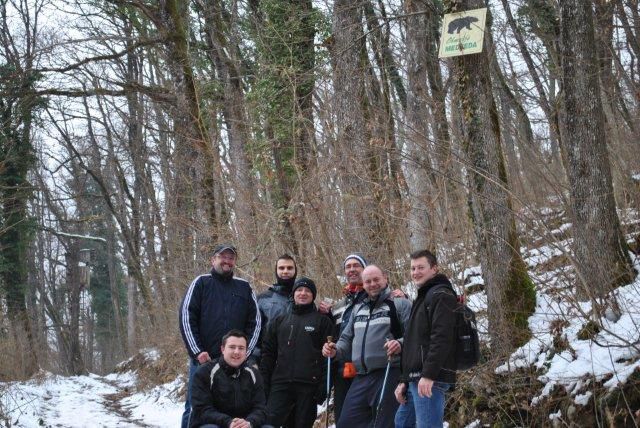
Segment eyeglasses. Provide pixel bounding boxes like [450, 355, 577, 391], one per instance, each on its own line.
[216, 254, 236, 261]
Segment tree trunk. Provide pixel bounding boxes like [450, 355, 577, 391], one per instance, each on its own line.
[445, 1, 536, 353]
[64, 241, 86, 375]
[559, 0, 633, 297]
[403, 0, 437, 251]
[331, 0, 390, 255]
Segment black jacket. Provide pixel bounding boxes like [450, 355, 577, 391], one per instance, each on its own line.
[257, 284, 293, 328]
[179, 269, 261, 361]
[189, 358, 267, 427]
[400, 274, 457, 384]
[259, 303, 334, 387]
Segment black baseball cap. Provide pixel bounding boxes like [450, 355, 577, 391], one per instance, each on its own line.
[213, 243, 237, 257]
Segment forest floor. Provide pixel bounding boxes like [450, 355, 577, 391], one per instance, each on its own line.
[0, 349, 183, 427]
[2, 208, 640, 427]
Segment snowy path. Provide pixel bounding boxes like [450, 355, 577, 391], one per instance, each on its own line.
[1, 372, 182, 427]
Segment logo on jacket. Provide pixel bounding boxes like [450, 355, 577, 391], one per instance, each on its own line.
[305, 326, 315, 332]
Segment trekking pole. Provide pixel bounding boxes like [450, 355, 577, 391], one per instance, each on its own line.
[373, 340, 393, 428]
[325, 336, 333, 428]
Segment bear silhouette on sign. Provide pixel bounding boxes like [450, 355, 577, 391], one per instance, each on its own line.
[448, 16, 479, 34]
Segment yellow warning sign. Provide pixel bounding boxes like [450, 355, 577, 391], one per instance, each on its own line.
[439, 8, 487, 58]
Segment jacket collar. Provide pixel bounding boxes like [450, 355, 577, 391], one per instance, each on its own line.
[218, 356, 246, 376]
[292, 302, 315, 314]
[211, 268, 234, 282]
[417, 274, 452, 297]
[364, 285, 391, 306]
[269, 284, 292, 297]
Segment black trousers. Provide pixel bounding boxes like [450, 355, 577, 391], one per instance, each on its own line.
[337, 367, 400, 428]
[267, 382, 318, 428]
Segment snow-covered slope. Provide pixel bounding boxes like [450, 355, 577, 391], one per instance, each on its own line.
[1, 361, 183, 427]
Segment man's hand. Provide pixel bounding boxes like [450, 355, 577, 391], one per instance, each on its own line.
[322, 342, 336, 358]
[229, 418, 251, 428]
[417, 377, 434, 398]
[390, 289, 406, 299]
[196, 352, 211, 364]
[384, 339, 401, 356]
[394, 383, 407, 404]
[318, 300, 332, 314]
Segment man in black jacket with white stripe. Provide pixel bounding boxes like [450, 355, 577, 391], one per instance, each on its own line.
[190, 330, 269, 428]
[180, 244, 262, 428]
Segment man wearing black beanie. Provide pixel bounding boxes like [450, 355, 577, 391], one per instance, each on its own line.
[260, 277, 334, 427]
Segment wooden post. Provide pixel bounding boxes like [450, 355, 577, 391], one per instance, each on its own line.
[127, 276, 137, 354]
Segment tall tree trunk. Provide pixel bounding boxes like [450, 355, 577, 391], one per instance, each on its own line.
[404, 0, 462, 251]
[198, 0, 259, 257]
[331, 0, 388, 254]
[248, 0, 319, 263]
[403, 0, 436, 251]
[0, 69, 39, 377]
[559, 0, 633, 298]
[444, 1, 536, 353]
[64, 240, 86, 375]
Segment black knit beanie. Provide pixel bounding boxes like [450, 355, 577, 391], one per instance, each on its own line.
[292, 277, 317, 301]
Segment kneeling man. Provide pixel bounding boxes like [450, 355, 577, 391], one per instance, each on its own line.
[190, 330, 270, 428]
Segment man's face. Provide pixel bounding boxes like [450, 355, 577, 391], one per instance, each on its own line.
[221, 336, 247, 368]
[411, 257, 438, 288]
[276, 259, 296, 280]
[344, 259, 365, 286]
[211, 249, 237, 275]
[293, 286, 314, 305]
[362, 266, 387, 298]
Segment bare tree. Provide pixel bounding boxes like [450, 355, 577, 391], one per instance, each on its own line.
[444, 0, 536, 352]
[559, 0, 633, 298]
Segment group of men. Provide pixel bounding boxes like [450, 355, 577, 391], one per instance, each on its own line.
[179, 244, 458, 428]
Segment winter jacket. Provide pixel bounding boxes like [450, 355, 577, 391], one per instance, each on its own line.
[189, 357, 267, 428]
[335, 287, 412, 374]
[400, 273, 457, 385]
[332, 288, 367, 338]
[260, 302, 334, 389]
[179, 269, 261, 361]
[257, 284, 292, 328]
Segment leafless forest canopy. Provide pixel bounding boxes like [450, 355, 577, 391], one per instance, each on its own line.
[0, 0, 638, 384]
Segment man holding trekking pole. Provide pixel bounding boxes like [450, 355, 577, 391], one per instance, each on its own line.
[260, 277, 334, 428]
[322, 265, 411, 428]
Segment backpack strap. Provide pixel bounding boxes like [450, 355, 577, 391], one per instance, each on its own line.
[425, 284, 457, 325]
[383, 298, 403, 339]
[425, 283, 456, 307]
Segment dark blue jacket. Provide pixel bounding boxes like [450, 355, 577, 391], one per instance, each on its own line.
[179, 269, 261, 361]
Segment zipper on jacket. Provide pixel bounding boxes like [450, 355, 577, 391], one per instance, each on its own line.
[360, 305, 372, 373]
[287, 324, 294, 346]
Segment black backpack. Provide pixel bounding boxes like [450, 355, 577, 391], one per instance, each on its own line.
[427, 284, 480, 371]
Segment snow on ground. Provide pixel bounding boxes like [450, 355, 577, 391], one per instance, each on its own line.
[497, 253, 640, 408]
[1, 370, 183, 427]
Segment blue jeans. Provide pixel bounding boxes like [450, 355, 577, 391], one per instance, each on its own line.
[394, 381, 450, 428]
[181, 359, 199, 428]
